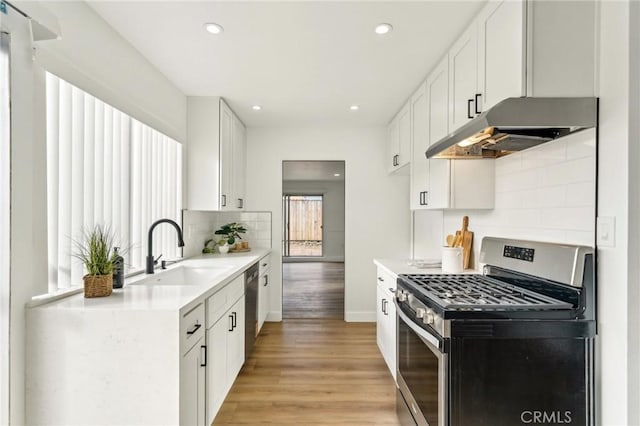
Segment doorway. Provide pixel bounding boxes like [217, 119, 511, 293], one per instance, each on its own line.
[283, 194, 323, 257]
[281, 161, 345, 320]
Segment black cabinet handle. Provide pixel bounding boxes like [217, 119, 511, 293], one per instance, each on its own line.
[200, 345, 207, 367]
[378, 277, 384, 282]
[263, 275, 269, 286]
[381, 298, 385, 313]
[382, 299, 388, 315]
[389, 288, 394, 293]
[262, 262, 267, 267]
[467, 99, 474, 119]
[237, 198, 243, 209]
[186, 323, 201, 335]
[232, 311, 237, 329]
[221, 194, 227, 207]
[229, 314, 234, 332]
[474, 93, 482, 115]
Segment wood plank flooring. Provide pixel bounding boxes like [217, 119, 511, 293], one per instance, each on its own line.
[282, 262, 345, 320]
[214, 320, 401, 425]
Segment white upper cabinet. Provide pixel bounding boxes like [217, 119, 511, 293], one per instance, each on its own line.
[448, 25, 479, 131]
[409, 81, 428, 210]
[187, 98, 247, 211]
[387, 103, 411, 174]
[477, 0, 526, 112]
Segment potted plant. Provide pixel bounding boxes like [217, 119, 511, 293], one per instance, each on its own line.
[214, 222, 247, 253]
[73, 224, 120, 298]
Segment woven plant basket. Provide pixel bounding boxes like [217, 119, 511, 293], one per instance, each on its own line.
[83, 274, 113, 298]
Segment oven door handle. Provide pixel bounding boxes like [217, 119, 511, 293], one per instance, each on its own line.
[397, 303, 444, 352]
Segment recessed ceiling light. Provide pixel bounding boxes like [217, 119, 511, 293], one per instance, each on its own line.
[204, 23, 224, 35]
[252, 105, 262, 111]
[349, 105, 360, 111]
[334, 173, 341, 177]
[374, 23, 393, 35]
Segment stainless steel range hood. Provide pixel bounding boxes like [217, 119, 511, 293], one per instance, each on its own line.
[426, 97, 598, 159]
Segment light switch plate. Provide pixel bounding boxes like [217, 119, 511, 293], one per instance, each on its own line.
[596, 216, 616, 247]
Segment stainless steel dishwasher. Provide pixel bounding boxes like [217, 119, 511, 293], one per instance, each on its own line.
[244, 262, 259, 360]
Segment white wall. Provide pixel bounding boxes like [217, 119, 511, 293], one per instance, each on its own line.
[597, 2, 638, 424]
[246, 127, 410, 321]
[283, 179, 345, 262]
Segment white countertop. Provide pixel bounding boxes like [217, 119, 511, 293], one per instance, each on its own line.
[35, 249, 270, 312]
[374, 258, 478, 278]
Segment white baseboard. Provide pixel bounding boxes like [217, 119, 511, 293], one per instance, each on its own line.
[266, 311, 282, 322]
[344, 311, 376, 322]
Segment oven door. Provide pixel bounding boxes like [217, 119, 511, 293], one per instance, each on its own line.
[396, 305, 448, 426]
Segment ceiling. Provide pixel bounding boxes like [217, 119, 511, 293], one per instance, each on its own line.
[87, 1, 484, 128]
[283, 161, 345, 181]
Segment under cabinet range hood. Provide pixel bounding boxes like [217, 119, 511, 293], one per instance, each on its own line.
[426, 97, 598, 159]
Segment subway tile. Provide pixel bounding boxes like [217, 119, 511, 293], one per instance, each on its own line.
[565, 130, 596, 160]
[566, 182, 596, 207]
[495, 153, 522, 176]
[543, 157, 594, 187]
[541, 207, 594, 231]
[537, 185, 566, 208]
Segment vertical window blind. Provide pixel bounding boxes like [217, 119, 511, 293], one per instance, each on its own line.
[46, 73, 182, 291]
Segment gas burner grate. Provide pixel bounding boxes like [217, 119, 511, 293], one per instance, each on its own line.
[403, 274, 573, 311]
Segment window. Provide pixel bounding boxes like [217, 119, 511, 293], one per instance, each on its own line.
[46, 73, 182, 291]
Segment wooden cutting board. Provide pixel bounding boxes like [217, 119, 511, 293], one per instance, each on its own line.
[461, 216, 473, 269]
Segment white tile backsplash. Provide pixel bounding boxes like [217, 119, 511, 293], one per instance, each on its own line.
[182, 210, 272, 258]
[415, 129, 597, 266]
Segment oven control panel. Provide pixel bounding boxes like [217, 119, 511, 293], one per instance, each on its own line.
[503, 245, 535, 262]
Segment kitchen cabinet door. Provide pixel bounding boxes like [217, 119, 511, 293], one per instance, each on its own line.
[386, 116, 400, 173]
[206, 316, 228, 425]
[258, 271, 269, 333]
[410, 81, 429, 210]
[180, 336, 206, 426]
[219, 101, 234, 210]
[477, 0, 526, 112]
[448, 25, 478, 132]
[232, 115, 246, 210]
[228, 296, 245, 381]
[376, 268, 397, 381]
[426, 57, 451, 210]
[387, 103, 410, 174]
[397, 103, 411, 169]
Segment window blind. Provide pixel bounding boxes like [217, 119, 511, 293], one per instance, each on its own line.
[46, 73, 182, 290]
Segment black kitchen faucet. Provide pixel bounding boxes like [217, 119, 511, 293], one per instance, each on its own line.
[146, 218, 185, 274]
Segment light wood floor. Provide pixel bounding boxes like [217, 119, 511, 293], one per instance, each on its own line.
[282, 262, 345, 320]
[214, 320, 401, 425]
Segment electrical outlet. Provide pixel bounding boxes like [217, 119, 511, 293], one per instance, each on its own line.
[596, 216, 615, 248]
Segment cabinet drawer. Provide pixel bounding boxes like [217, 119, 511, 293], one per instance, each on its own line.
[259, 254, 271, 275]
[181, 302, 205, 354]
[207, 275, 244, 327]
[376, 268, 398, 293]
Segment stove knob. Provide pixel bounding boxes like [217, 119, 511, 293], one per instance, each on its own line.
[396, 290, 407, 302]
[424, 310, 435, 325]
[415, 307, 426, 318]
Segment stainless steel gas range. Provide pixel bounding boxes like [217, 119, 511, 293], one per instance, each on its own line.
[395, 237, 596, 426]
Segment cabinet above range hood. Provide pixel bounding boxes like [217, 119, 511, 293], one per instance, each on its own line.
[426, 97, 598, 159]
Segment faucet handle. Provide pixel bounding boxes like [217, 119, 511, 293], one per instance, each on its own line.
[154, 254, 163, 265]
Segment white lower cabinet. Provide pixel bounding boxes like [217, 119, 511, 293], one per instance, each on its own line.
[206, 293, 245, 425]
[257, 254, 271, 333]
[180, 336, 206, 426]
[376, 268, 397, 381]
